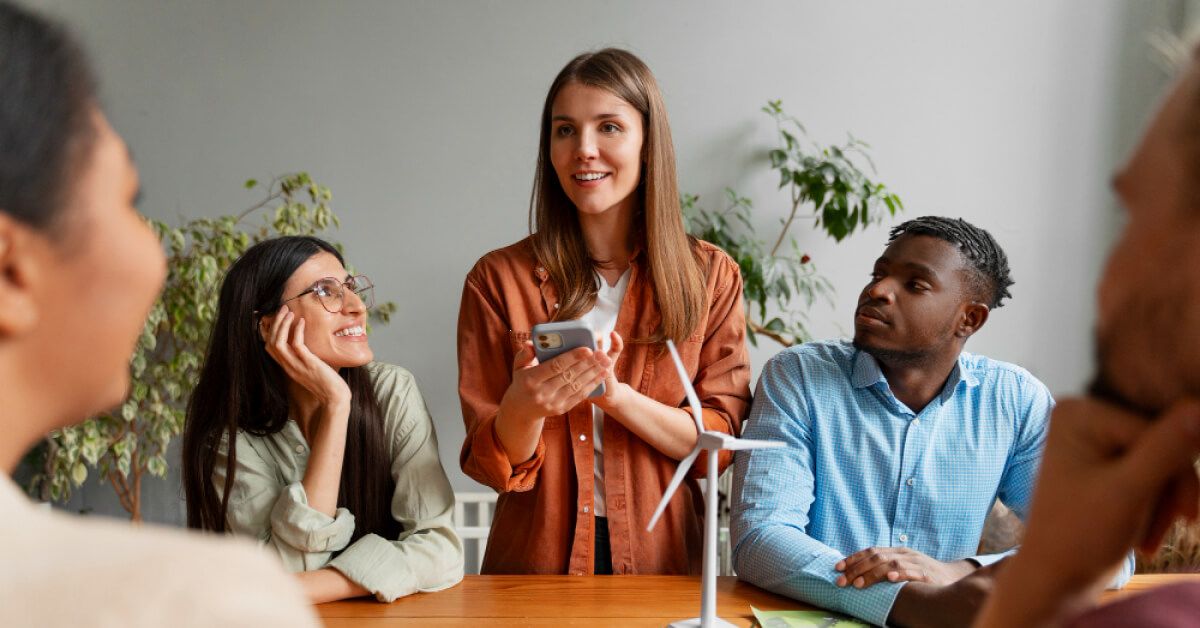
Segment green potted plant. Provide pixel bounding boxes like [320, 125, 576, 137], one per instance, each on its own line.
[20, 172, 394, 520]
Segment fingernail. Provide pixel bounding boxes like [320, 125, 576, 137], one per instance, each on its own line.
[835, 562, 844, 571]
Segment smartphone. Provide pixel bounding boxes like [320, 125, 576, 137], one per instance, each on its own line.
[531, 320, 605, 398]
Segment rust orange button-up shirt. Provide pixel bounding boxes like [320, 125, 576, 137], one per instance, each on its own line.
[457, 237, 751, 575]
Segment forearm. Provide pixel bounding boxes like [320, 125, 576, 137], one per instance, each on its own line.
[302, 401, 351, 517]
[295, 567, 370, 604]
[736, 526, 902, 625]
[493, 406, 544, 467]
[975, 553, 1107, 628]
[601, 383, 699, 460]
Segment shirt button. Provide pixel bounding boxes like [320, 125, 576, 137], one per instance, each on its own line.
[294, 444, 304, 454]
[906, 478, 915, 487]
[583, 505, 590, 514]
[911, 418, 921, 426]
[899, 533, 909, 543]
[579, 434, 587, 441]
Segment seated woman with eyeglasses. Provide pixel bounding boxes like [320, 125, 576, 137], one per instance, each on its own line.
[182, 235, 463, 604]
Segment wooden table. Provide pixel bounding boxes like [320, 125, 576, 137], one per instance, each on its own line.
[316, 574, 1200, 627]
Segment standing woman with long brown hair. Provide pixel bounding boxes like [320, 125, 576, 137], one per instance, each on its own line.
[458, 48, 751, 575]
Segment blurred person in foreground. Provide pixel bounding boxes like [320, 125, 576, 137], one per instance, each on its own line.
[0, 3, 316, 625]
[976, 47, 1200, 628]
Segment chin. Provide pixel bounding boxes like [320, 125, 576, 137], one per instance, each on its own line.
[87, 373, 132, 420]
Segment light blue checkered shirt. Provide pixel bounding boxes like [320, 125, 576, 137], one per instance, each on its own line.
[731, 339, 1133, 626]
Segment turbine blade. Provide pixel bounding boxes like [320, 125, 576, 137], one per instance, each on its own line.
[666, 340, 705, 433]
[721, 438, 787, 451]
[646, 445, 701, 531]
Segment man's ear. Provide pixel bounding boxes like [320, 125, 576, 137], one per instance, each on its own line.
[956, 301, 990, 339]
[0, 213, 42, 338]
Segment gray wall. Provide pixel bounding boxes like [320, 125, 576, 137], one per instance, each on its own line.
[31, 0, 1176, 524]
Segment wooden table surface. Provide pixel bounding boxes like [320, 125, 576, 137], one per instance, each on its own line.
[316, 573, 1200, 627]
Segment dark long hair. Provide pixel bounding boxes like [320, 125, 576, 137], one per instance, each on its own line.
[530, 48, 706, 345]
[182, 236, 400, 544]
[0, 1, 98, 232]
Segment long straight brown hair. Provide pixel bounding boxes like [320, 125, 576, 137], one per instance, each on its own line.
[530, 48, 706, 345]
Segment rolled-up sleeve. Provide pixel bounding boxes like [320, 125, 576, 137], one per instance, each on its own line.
[690, 251, 752, 478]
[457, 268, 547, 492]
[215, 436, 356, 572]
[329, 365, 464, 602]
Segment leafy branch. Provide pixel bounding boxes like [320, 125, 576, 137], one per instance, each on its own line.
[686, 101, 904, 347]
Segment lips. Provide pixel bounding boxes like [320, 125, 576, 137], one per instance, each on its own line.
[571, 171, 610, 188]
[855, 305, 890, 325]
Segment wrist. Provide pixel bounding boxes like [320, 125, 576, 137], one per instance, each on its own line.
[595, 382, 633, 414]
[888, 581, 931, 628]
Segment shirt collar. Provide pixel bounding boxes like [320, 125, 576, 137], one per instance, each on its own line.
[851, 348, 981, 398]
[533, 242, 645, 284]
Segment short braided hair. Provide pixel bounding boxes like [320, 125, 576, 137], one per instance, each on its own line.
[887, 216, 1014, 309]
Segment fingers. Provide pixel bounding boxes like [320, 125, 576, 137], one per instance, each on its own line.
[836, 548, 894, 587]
[1120, 400, 1200, 501]
[607, 331, 624, 360]
[856, 563, 928, 588]
[528, 347, 596, 386]
[1054, 398, 1147, 456]
[546, 358, 607, 405]
[1140, 473, 1196, 555]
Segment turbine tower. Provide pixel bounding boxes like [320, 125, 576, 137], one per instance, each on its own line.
[647, 340, 784, 628]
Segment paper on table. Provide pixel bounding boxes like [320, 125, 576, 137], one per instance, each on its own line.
[750, 606, 868, 628]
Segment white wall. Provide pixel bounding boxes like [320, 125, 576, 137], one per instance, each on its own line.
[30, 0, 1175, 524]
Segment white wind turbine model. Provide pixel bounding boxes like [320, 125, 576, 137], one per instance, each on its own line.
[647, 340, 784, 628]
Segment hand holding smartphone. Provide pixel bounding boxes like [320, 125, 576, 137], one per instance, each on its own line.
[532, 320, 606, 398]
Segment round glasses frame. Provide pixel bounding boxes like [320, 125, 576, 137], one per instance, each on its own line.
[280, 275, 375, 314]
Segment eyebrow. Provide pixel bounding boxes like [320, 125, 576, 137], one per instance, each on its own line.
[551, 113, 624, 122]
[901, 262, 938, 278]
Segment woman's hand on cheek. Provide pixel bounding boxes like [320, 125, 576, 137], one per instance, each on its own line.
[263, 305, 351, 408]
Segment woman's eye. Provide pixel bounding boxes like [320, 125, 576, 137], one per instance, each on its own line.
[555, 125, 573, 137]
[601, 122, 620, 133]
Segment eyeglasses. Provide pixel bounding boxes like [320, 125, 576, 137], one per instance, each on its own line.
[281, 275, 375, 314]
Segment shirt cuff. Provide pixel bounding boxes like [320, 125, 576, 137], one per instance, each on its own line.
[329, 534, 418, 603]
[270, 482, 355, 553]
[464, 412, 546, 492]
[969, 549, 1015, 568]
[800, 552, 905, 626]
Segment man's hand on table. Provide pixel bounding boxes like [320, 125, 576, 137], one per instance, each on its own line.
[835, 546, 976, 589]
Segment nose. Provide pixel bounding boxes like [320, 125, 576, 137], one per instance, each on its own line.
[341, 288, 366, 314]
[864, 277, 895, 304]
[574, 128, 598, 162]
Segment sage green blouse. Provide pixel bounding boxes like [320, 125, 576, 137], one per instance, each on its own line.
[214, 362, 464, 602]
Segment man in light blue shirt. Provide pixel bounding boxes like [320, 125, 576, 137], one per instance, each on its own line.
[731, 216, 1133, 627]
